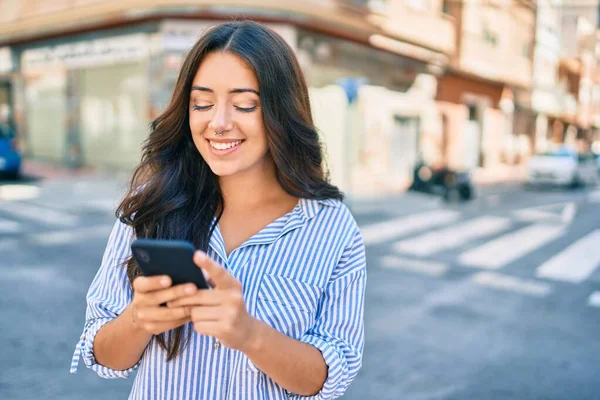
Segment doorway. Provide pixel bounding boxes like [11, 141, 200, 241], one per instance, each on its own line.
[391, 115, 420, 184]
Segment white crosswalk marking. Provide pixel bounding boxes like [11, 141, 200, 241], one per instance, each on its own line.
[0, 217, 21, 233]
[394, 216, 511, 257]
[471, 272, 552, 297]
[459, 224, 566, 269]
[0, 201, 78, 227]
[360, 210, 460, 245]
[536, 230, 600, 283]
[588, 292, 600, 307]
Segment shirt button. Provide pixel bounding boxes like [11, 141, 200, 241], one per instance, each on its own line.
[214, 340, 221, 350]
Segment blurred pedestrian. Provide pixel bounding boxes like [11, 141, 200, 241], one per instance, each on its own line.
[71, 21, 366, 399]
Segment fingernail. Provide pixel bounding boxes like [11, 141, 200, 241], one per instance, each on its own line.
[195, 251, 206, 261]
[185, 285, 196, 294]
[160, 277, 170, 287]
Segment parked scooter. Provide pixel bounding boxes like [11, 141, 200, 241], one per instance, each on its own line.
[408, 162, 474, 202]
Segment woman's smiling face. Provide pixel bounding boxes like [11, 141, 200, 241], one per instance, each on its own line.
[189, 51, 269, 178]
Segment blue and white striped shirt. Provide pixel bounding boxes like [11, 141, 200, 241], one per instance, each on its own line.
[71, 198, 366, 399]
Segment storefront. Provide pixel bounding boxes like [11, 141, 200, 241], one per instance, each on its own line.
[18, 29, 154, 170]
[436, 72, 508, 171]
[294, 28, 435, 194]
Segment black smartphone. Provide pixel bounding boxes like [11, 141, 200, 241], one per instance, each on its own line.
[131, 239, 210, 289]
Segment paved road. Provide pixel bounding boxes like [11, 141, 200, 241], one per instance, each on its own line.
[1, 176, 599, 399]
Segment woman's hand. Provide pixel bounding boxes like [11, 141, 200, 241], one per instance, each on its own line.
[131, 275, 198, 335]
[166, 251, 258, 351]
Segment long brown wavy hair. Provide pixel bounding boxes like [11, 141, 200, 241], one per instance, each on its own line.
[116, 20, 343, 361]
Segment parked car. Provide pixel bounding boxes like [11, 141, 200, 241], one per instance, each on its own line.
[527, 148, 598, 188]
[409, 162, 474, 201]
[0, 124, 21, 179]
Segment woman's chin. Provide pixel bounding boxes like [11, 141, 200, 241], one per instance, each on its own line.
[207, 163, 241, 178]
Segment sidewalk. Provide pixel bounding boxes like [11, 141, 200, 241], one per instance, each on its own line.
[21, 159, 98, 180]
[21, 159, 129, 180]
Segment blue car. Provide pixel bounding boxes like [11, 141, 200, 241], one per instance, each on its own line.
[0, 124, 21, 179]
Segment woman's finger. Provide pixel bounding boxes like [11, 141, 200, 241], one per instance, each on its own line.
[190, 306, 222, 323]
[142, 283, 197, 306]
[166, 290, 225, 308]
[194, 251, 240, 289]
[136, 305, 191, 322]
[133, 275, 172, 293]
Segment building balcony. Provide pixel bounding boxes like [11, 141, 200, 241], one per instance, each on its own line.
[366, 1, 456, 56]
[0, 0, 377, 44]
[458, 33, 532, 89]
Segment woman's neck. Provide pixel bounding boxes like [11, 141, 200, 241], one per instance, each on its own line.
[218, 157, 289, 211]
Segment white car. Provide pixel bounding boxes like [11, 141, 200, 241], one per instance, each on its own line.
[527, 149, 599, 188]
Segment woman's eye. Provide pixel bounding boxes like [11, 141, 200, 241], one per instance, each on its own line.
[192, 104, 213, 111]
[235, 106, 257, 113]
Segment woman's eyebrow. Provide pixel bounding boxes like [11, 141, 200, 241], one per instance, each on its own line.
[191, 86, 259, 96]
[229, 88, 260, 96]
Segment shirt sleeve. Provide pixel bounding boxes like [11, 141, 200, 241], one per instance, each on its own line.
[70, 218, 139, 379]
[296, 229, 367, 399]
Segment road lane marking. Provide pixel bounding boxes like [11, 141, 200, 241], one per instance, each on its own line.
[394, 216, 511, 257]
[0, 201, 79, 226]
[588, 292, 600, 307]
[0, 217, 21, 233]
[0, 184, 40, 201]
[513, 201, 575, 224]
[360, 210, 460, 246]
[471, 272, 552, 297]
[380, 255, 448, 277]
[459, 224, 566, 269]
[536, 230, 600, 283]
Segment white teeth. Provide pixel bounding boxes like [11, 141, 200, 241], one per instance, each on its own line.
[210, 140, 242, 150]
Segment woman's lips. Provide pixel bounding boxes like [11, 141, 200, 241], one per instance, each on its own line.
[207, 139, 244, 156]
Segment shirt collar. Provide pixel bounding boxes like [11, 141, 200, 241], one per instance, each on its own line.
[208, 198, 340, 262]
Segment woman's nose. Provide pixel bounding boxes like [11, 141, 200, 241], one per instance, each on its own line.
[208, 106, 234, 134]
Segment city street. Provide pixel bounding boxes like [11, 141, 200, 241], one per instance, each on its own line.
[1, 175, 599, 399]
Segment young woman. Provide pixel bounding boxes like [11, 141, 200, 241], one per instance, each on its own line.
[71, 21, 366, 400]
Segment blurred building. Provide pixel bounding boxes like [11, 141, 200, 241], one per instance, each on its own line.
[439, 0, 535, 169]
[0, 0, 453, 194]
[552, 0, 600, 152]
[0, 0, 598, 196]
[531, 0, 570, 155]
[0, 0, 457, 195]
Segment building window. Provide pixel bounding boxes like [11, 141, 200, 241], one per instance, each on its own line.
[483, 24, 498, 47]
[468, 104, 478, 121]
[442, 0, 450, 15]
